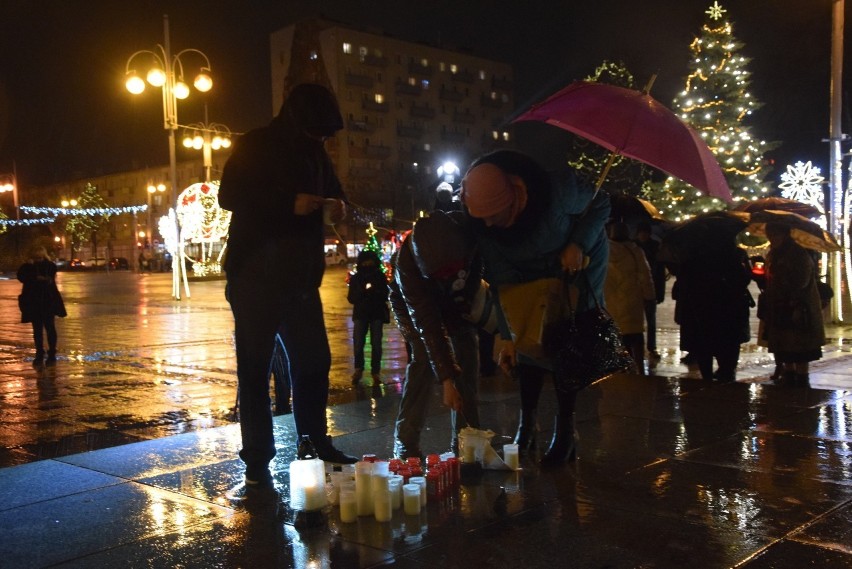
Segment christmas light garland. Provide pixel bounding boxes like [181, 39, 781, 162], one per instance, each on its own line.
[0, 217, 57, 226]
[20, 205, 148, 216]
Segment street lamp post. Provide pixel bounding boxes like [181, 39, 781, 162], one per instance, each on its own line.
[125, 14, 213, 300]
[181, 123, 232, 182]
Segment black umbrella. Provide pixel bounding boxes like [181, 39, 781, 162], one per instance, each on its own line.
[658, 210, 749, 264]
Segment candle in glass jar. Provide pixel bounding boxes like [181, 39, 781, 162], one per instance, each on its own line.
[355, 461, 374, 516]
[388, 475, 403, 510]
[409, 476, 427, 506]
[503, 443, 520, 470]
[402, 483, 421, 515]
[373, 478, 392, 522]
[339, 490, 357, 523]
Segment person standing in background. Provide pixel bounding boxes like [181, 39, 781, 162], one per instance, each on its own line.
[17, 245, 66, 366]
[348, 249, 390, 386]
[634, 222, 665, 365]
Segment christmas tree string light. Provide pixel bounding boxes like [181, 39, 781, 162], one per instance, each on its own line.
[646, 2, 776, 219]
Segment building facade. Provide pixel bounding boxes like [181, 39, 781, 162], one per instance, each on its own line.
[271, 18, 515, 232]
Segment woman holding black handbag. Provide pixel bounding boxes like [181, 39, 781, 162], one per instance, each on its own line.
[460, 150, 613, 466]
[17, 246, 66, 366]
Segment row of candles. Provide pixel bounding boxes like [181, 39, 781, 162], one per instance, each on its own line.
[290, 452, 466, 522]
[290, 440, 521, 522]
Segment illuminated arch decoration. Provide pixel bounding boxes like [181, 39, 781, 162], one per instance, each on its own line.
[174, 182, 231, 277]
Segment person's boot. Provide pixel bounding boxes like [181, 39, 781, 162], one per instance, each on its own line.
[513, 408, 537, 454]
[45, 349, 57, 366]
[309, 435, 358, 464]
[540, 414, 578, 467]
[32, 350, 44, 367]
[351, 369, 363, 385]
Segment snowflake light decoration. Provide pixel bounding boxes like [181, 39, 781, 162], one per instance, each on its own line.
[778, 161, 825, 213]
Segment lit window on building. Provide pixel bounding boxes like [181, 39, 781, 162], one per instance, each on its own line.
[375, 93, 384, 104]
[423, 143, 431, 151]
[408, 77, 416, 86]
[420, 58, 429, 67]
[491, 91, 498, 100]
[421, 79, 430, 90]
[439, 62, 446, 72]
[492, 130, 499, 140]
[450, 64, 458, 74]
[343, 43, 352, 54]
[479, 70, 486, 80]
[502, 131, 510, 141]
[309, 50, 318, 61]
[359, 46, 368, 57]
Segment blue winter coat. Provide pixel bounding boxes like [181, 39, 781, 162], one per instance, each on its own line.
[466, 155, 610, 313]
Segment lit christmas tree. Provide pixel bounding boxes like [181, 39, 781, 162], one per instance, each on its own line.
[567, 61, 652, 196]
[646, 2, 777, 220]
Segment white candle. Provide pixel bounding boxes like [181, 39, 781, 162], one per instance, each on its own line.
[339, 490, 357, 523]
[355, 461, 374, 516]
[403, 483, 421, 515]
[503, 443, 520, 470]
[462, 441, 476, 463]
[409, 476, 427, 506]
[388, 476, 403, 510]
[373, 479, 392, 522]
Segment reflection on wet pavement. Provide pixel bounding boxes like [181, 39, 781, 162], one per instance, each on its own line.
[0, 271, 851, 566]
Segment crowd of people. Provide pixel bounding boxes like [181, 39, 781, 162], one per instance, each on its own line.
[23, 83, 826, 491]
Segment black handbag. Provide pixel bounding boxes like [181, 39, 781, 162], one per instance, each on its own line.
[542, 272, 636, 390]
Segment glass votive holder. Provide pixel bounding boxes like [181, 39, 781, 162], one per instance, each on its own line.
[388, 475, 404, 510]
[402, 483, 421, 515]
[409, 476, 427, 506]
[503, 443, 520, 470]
[339, 489, 357, 523]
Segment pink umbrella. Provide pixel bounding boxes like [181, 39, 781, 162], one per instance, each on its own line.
[513, 80, 732, 202]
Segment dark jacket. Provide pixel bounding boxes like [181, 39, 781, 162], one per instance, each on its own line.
[764, 240, 825, 356]
[635, 237, 666, 303]
[390, 211, 484, 382]
[347, 251, 390, 322]
[673, 244, 752, 350]
[218, 84, 345, 291]
[17, 259, 66, 323]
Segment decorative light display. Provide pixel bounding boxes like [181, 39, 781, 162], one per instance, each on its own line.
[778, 161, 825, 213]
[174, 182, 230, 278]
[0, 217, 57, 226]
[645, 2, 776, 219]
[21, 205, 148, 216]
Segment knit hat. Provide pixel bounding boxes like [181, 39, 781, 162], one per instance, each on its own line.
[410, 211, 475, 278]
[460, 163, 528, 224]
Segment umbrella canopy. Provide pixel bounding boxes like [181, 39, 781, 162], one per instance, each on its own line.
[513, 81, 732, 202]
[733, 197, 821, 219]
[658, 211, 750, 264]
[609, 194, 666, 223]
[747, 210, 841, 253]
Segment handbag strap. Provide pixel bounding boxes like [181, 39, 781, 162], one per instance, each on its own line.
[563, 270, 602, 319]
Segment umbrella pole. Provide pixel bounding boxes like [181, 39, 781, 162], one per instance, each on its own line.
[594, 152, 619, 192]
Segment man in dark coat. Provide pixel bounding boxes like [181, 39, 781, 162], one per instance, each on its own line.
[390, 210, 491, 458]
[219, 83, 357, 487]
[347, 249, 390, 385]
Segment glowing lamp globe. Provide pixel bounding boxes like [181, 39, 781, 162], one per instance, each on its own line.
[193, 72, 212, 92]
[173, 81, 190, 100]
[182, 136, 194, 148]
[192, 135, 203, 150]
[146, 67, 166, 87]
[125, 73, 145, 94]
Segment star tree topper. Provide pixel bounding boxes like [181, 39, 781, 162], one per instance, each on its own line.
[706, 2, 726, 20]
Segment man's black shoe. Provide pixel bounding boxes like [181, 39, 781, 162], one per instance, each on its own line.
[310, 435, 358, 464]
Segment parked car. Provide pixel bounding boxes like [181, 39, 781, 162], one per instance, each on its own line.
[325, 250, 348, 266]
[87, 257, 108, 268]
[109, 257, 130, 270]
[68, 258, 85, 270]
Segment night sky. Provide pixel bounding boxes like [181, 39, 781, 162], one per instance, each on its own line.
[0, 0, 848, 190]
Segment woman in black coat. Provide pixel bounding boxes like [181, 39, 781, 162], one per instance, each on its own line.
[17, 246, 66, 366]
